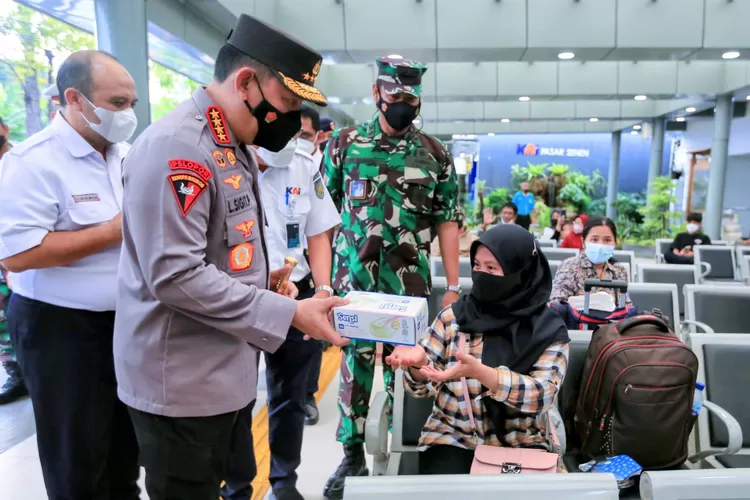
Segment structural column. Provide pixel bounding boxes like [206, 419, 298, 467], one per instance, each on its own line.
[704, 94, 733, 240]
[94, 0, 151, 138]
[606, 131, 621, 220]
[647, 117, 665, 195]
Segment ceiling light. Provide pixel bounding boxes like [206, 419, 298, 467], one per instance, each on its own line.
[722, 51, 740, 60]
[387, 54, 403, 59]
[488, 133, 495, 136]
[327, 96, 341, 104]
[501, 118, 511, 123]
[633, 124, 642, 130]
[746, 95, 750, 100]
[685, 107, 696, 113]
[589, 117, 599, 122]
[558, 52, 575, 60]
[634, 95, 648, 101]
[676, 117, 685, 122]
[631, 130, 638, 135]
[519, 96, 530, 102]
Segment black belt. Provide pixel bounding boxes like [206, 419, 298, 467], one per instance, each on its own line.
[293, 273, 314, 294]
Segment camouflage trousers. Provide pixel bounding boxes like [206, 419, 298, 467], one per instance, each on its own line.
[0, 285, 13, 363]
[335, 339, 395, 446]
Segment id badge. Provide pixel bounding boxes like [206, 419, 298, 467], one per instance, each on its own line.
[286, 221, 301, 249]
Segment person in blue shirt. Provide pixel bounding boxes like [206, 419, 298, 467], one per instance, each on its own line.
[512, 182, 535, 230]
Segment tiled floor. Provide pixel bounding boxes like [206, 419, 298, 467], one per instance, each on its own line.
[0, 362, 382, 500]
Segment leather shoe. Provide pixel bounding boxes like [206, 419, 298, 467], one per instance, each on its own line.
[269, 486, 304, 500]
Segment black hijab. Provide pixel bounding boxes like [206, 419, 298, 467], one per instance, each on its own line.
[452, 225, 569, 439]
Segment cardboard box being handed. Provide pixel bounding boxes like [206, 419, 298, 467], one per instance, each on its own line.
[332, 291, 429, 346]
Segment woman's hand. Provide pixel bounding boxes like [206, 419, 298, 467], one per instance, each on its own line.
[419, 351, 501, 392]
[419, 350, 481, 382]
[385, 345, 428, 370]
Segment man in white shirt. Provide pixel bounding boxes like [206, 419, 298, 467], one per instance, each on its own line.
[0, 50, 140, 500]
[222, 106, 341, 500]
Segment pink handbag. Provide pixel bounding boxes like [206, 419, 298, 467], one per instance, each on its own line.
[456, 334, 560, 475]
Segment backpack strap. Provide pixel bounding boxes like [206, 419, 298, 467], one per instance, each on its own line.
[615, 314, 671, 335]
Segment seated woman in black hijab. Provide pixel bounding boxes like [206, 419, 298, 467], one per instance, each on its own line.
[386, 224, 570, 475]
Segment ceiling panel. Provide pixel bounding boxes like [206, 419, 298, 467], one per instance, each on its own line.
[575, 101, 620, 119]
[703, 0, 750, 49]
[435, 62, 498, 99]
[616, 0, 704, 49]
[274, 0, 345, 51]
[618, 61, 678, 95]
[437, 102, 484, 121]
[677, 61, 725, 94]
[496, 62, 557, 96]
[559, 61, 618, 95]
[484, 101, 532, 120]
[530, 101, 576, 119]
[344, 0, 436, 53]
[527, 0, 616, 48]
[522, 48, 612, 62]
[436, 0, 526, 51]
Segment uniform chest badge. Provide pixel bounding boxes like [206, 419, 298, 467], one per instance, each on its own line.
[225, 148, 237, 167]
[314, 173, 325, 199]
[212, 150, 226, 169]
[229, 242, 254, 272]
[168, 173, 207, 216]
[349, 179, 367, 200]
[235, 220, 255, 238]
[72, 193, 100, 203]
[224, 174, 242, 190]
[206, 106, 231, 145]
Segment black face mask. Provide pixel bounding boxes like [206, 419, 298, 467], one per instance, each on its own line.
[245, 78, 301, 152]
[378, 94, 420, 131]
[470, 269, 524, 304]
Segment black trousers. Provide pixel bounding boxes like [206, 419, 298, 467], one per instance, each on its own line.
[664, 251, 694, 265]
[130, 403, 250, 500]
[223, 283, 322, 496]
[517, 214, 532, 230]
[8, 294, 140, 500]
[419, 445, 475, 475]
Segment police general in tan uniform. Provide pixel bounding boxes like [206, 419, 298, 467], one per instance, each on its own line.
[114, 14, 347, 500]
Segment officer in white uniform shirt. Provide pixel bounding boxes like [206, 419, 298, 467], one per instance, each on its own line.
[222, 105, 341, 500]
[0, 50, 141, 500]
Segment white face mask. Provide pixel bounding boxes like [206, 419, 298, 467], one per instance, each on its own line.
[573, 224, 584, 234]
[257, 139, 298, 168]
[296, 137, 317, 155]
[80, 94, 137, 144]
[686, 223, 700, 234]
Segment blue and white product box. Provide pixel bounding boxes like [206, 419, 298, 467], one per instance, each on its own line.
[332, 292, 429, 346]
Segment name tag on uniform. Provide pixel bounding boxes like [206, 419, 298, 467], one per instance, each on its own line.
[350, 180, 367, 200]
[286, 222, 300, 249]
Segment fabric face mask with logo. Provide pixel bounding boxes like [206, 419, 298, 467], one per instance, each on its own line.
[80, 94, 137, 144]
[584, 242, 615, 264]
[686, 223, 700, 234]
[245, 78, 301, 152]
[256, 139, 298, 168]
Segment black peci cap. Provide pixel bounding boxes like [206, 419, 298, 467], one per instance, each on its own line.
[227, 14, 327, 106]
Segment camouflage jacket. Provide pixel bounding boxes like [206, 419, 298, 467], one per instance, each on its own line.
[324, 118, 460, 297]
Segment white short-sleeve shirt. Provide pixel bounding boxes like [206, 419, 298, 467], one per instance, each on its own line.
[258, 145, 340, 283]
[0, 114, 129, 311]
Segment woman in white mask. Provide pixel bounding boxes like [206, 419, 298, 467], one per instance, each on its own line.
[550, 216, 628, 303]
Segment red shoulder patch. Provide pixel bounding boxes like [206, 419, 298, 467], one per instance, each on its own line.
[168, 159, 212, 181]
[206, 106, 231, 145]
[168, 173, 207, 216]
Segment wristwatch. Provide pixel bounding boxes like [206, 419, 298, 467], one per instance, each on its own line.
[445, 284, 462, 294]
[315, 285, 335, 296]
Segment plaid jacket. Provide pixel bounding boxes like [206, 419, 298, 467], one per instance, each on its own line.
[404, 305, 569, 452]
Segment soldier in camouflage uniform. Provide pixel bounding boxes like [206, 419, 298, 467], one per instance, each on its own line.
[322, 56, 462, 499]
